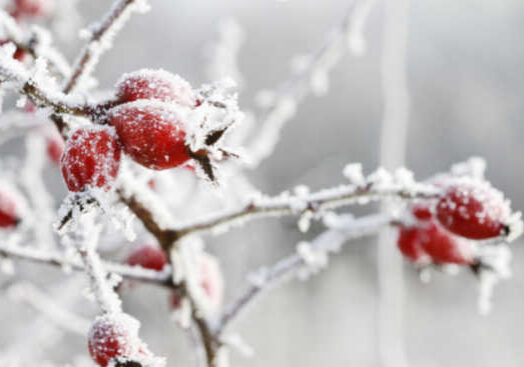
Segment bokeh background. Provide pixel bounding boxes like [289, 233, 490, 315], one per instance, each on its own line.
[2, 0, 524, 366]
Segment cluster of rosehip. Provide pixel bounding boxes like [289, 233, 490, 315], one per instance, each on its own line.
[60, 68, 228, 193]
[0, 69, 217, 229]
[397, 176, 513, 272]
[86, 244, 222, 367]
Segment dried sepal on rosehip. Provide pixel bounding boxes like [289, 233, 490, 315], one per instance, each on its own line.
[60, 126, 122, 192]
[126, 244, 167, 272]
[88, 313, 150, 367]
[116, 69, 197, 107]
[436, 178, 511, 240]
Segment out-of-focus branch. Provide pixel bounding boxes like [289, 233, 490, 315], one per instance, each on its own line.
[0, 241, 173, 288]
[246, 0, 376, 167]
[0, 9, 71, 78]
[214, 213, 397, 335]
[64, 0, 149, 94]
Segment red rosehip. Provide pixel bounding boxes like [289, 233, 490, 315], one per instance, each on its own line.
[13, 0, 54, 18]
[418, 222, 475, 265]
[0, 40, 29, 62]
[108, 101, 190, 170]
[170, 253, 223, 311]
[412, 203, 433, 221]
[397, 227, 429, 264]
[116, 69, 196, 107]
[436, 179, 510, 240]
[126, 245, 167, 271]
[60, 127, 122, 192]
[0, 190, 20, 228]
[88, 313, 142, 367]
[46, 134, 64, 165]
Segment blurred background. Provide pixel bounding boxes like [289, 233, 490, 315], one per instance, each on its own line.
[2, 0, 524, 366]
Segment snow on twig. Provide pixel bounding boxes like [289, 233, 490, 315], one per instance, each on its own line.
[214, 213, 395, 335]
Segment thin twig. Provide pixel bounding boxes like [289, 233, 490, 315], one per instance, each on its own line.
[174, 181, 439, 240]
[0, 241, 173, 288]
[246, 0, 376, 167]
[214, 213, 397, 335]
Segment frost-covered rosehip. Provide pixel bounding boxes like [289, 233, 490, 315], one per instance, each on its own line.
[88, 313, 143, 367]
[397, 223, 475, 266]
[13, 0, 54, 18]
[170, 253, 224, 311]
[108, 101, 190, 170]
[436, 179, 510, 240]
[60, 127, 122, 192]
[126, 245, 167, 271]
[418, 222, 475, 265]
[0, 190, 20, 228]
[116, 69, 196, 106]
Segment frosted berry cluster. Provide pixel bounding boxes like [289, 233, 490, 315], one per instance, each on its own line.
[397, 176, 515, 269]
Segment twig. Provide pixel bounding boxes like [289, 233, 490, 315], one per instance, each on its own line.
[0, 9, 71, 78]
[0, 241, 173, 288]
[246, 0, 376, 167]
[214, 213, 397, 335]
[64, 0, 149, 93]
[174, 180, 439, 240]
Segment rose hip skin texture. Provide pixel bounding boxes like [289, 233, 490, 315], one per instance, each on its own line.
[116, 69, 196, 106]
[60, 128, 121, 192]
[88, 314, 141, 367]
[126, 245, 167, 271]
[436, 182, 508, 240]
[0, 191, 19, 228]
[109, 102, 190, 170]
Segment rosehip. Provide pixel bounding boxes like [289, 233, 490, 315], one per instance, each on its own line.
[397, 227, 429, 264]
[108, 101, 190, 170]
[60, 127, 122, 192]
[170, 253, 223, 311]
[0, 190, 19, 228]
[126, 245, 167, 271]
[116, 69, 196, 106]
[0, 40, 29, 62]
[418, 222, 475, 265]
[412, 203, 433, 221]
[436, 179, 510, 240]
[88, 313, 142, 367]
[46, 134, 64, 165]
[13, 0, 54, 18]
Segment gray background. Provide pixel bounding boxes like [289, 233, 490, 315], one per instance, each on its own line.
[2, 0, 524, 366]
